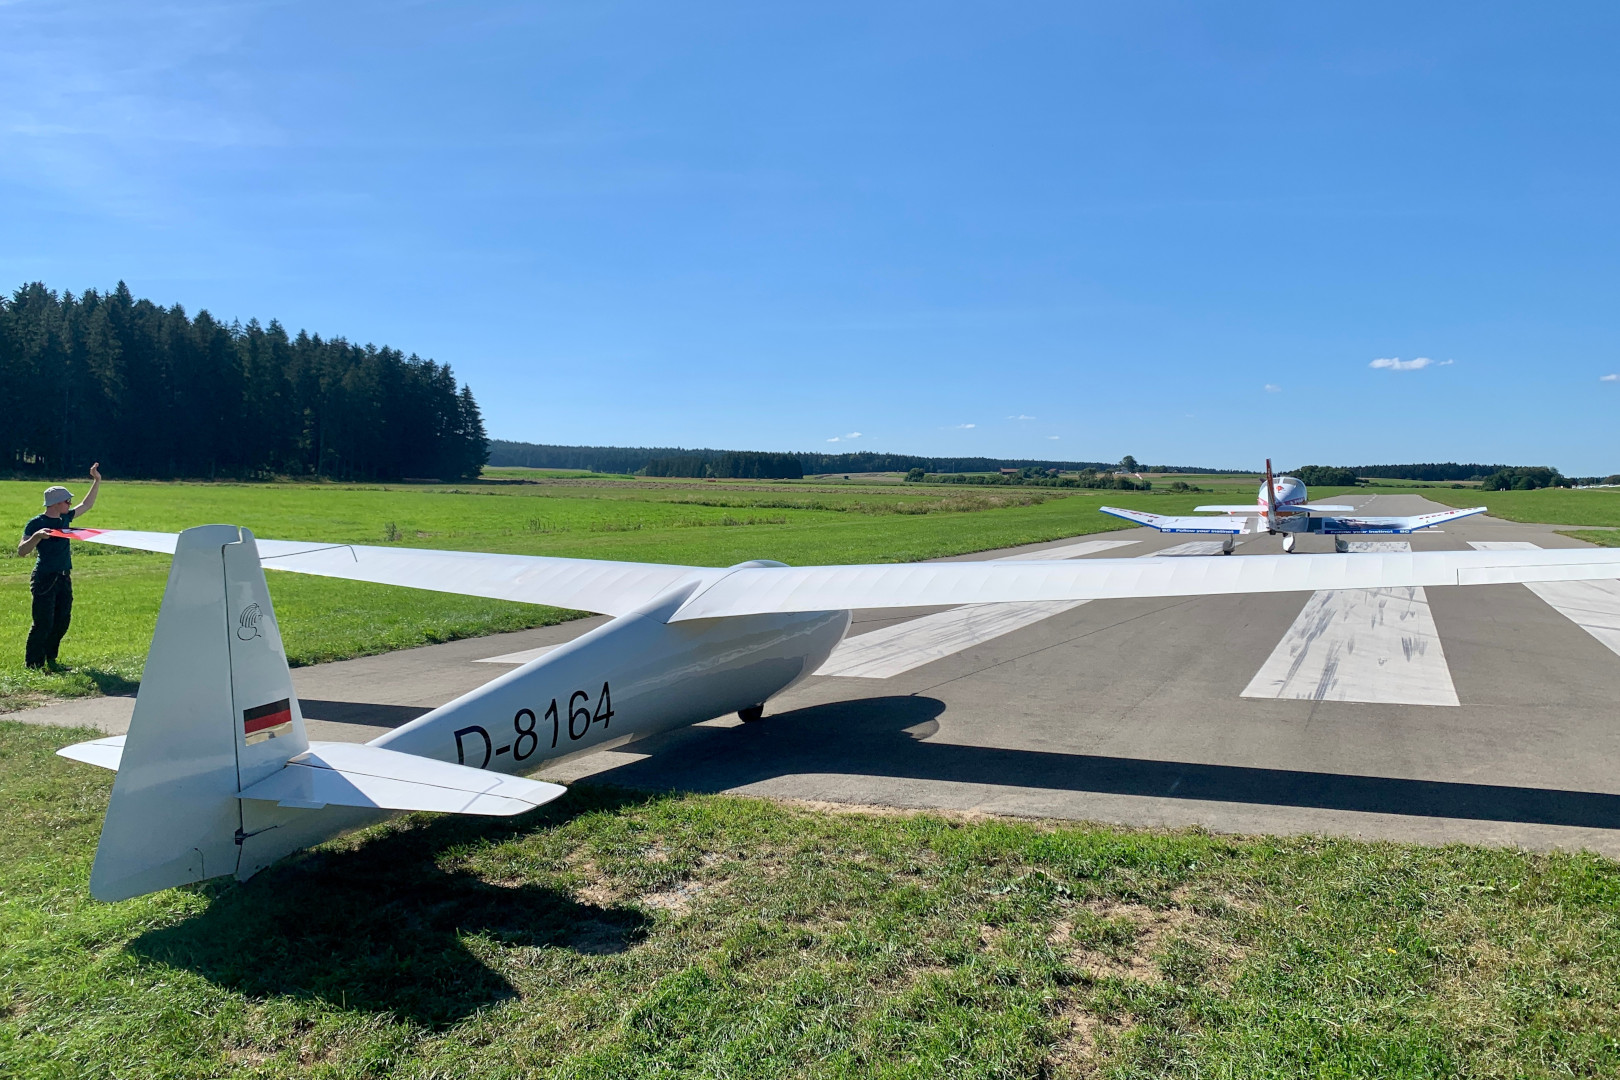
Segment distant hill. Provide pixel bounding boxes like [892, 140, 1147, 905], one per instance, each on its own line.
[486, 441, 1236, 476]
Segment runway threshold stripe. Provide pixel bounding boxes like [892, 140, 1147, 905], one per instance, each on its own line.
[1241, 540, 1461, 707]
[814, 539, 1140, 679]
[1468, 542, 1620, 659]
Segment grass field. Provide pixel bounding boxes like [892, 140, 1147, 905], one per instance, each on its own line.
[2, 475, 1252, 711]
[4, 721, 1618, 1079]
[1422, 486, 1620, 528]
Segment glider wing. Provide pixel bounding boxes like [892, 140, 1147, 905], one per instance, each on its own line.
[76, 529, 712, 617]
[664, 546, 1620, 621]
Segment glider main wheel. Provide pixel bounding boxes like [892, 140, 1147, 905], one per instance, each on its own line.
[1282, 534, 1296, 554]
[738, 704, 766, 723]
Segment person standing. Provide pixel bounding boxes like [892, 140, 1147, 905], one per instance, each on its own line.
[17, 464, 101, 670]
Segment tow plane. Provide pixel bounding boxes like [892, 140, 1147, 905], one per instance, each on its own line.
[51, 523, 1620, 901]
[1100, 460, 1486, 552]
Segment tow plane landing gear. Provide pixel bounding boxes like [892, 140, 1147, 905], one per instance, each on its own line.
[1221, 536, 1235, 555]
[1334, 537, 1349, 554]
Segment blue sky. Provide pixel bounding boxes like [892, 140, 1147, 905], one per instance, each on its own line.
[4, 2, 1619, 472]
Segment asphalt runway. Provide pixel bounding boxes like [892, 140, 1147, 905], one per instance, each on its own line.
[14, 490, 1620, 854]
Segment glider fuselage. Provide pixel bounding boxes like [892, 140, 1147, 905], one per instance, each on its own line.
[375, 580, 851, 775]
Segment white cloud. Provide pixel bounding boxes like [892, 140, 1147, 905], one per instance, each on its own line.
[1602, 374, 1619, 382]
[1007, 414, 1036, 421]
[845, 431, 862, 439]
[952, 423, 976, 429]
[826, 437, 840, 442]
[1264, 383, 1282, 393]
[1370, 357, 1453, 371]
[1046, 435, 1061, 440]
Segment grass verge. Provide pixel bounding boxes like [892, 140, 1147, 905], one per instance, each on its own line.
[3, 721, 1619, 1078]
[1, 477, 1214, 711]
[1422, 487, 1620, 528]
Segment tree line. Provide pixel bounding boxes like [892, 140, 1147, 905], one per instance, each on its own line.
[1, 282, 489, 481]
[488, 441, 1239, 476]
[643, 452, 804, 480]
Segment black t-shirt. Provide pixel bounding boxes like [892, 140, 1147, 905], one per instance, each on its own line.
[24, 510, 74, 574]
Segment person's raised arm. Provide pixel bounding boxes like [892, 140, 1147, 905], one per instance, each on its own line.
[73, 463, 101, 518]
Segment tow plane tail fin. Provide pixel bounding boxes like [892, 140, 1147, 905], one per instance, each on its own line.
[84, 525, 309, 901]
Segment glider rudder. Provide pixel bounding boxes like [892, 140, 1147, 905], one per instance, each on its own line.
[88, 525, 311, 901]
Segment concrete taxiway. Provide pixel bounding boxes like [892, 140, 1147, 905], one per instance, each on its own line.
[12, 491, 1620, 854]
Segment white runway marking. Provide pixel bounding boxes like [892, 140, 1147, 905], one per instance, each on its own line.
[815, 539, 1140, 679]
[475, 644, 561, 665]
[1241, 540, 1461, 706]
[1468, 542, 1620, 659]
[997, 539, 1141, 561]
[1154, 541, 1235, 557]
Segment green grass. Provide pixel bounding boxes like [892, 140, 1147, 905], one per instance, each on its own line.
[1422, 487, 1620, 528]
[1566, 529, 1620, 547]
[4, 721, 1619, 1079]
[2, 476, 1218, 710]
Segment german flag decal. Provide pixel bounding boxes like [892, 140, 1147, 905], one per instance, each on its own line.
[243, 698, 293, 736]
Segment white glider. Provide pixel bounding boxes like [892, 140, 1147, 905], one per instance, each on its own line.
[53, 523, 1620, 901]
[1101, 460, 1487, 552]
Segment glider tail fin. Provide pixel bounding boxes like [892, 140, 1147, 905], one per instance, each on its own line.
[88, 525, 310, 901]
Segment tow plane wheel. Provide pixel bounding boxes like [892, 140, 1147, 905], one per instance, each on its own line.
[1221, 536, 1235, 555]
[1334, 537, 1348, 554]
[738, 705, 765, 723]
[1282, 534, 1296, 554]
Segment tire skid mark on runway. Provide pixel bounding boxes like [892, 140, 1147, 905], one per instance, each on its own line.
[814, 540, 1140, 679]
[1469, 541, 1620, 659]
[1241, 541, 1461, 707]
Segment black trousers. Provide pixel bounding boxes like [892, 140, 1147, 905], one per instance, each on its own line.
[26, 571, 72, 669]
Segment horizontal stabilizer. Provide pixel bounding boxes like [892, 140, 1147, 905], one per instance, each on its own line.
[236, 742, 565, 815]
[1192, 504, 1260, 513]
[1100, 507, 1248, 534]
[57, 735, 125, 771]
[1303, 504, 1357, 512]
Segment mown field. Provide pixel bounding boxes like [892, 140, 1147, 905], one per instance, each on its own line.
[4, 722, 1618, 1079]
[1, 474, 1269, 711]
[1422, 486, 1620, 528]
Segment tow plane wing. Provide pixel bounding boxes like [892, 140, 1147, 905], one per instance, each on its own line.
[1098, 507, 1249, 534]
[1319, 507, 1487, 534]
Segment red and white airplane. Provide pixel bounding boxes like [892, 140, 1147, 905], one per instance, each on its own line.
[1100, 460, 1486, 553]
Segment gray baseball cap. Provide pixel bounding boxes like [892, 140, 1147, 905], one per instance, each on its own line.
[43, 486, 73, 506]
